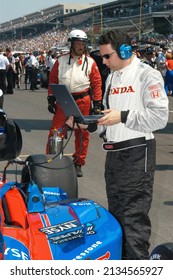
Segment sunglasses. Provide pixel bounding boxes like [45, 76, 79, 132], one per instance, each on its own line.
[100, 51, 115, 59]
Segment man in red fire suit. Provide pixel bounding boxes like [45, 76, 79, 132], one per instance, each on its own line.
[46, 29, 102, 177]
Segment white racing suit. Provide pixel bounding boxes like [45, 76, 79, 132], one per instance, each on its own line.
[100, 55, 169, 259]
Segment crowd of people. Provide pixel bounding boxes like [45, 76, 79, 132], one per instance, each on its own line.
[0, 29, 76, 53]
[134, 44, 173, 96]
[1, 35, 173, 98]
[0, 45, 60, 97]
[1, 17, 173, 85]
[0, 46, 23, 105]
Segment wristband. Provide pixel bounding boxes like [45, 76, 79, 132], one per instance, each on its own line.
[121, 110, 129, 123]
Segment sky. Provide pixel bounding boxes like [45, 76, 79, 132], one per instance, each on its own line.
[0, 0, 113, 24]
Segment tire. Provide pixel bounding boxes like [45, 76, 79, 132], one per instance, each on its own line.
[21, 154, 78, 198]
[149, 242, 173, 260]
[40, 71, 48, 88]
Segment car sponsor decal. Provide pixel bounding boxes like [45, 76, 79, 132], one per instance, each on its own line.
[39, 219, 79, 235]
[85, 251, 111, 260]
[73, 241, 103, 260]
[39, 220, 96, 244]
[97, 251, 110, 260]
[3, 236, 30, 260]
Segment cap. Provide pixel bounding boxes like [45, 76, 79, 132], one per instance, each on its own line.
[149, 243, 173, 260]
[145, 47, 154, 54]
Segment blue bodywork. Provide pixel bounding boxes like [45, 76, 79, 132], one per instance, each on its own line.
[0, 182, 122, 260]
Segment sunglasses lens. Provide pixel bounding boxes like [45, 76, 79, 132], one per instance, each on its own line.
[101, 51, 115, 59]
[103, 54, 110, 59]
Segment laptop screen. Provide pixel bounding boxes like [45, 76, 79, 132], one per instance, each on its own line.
[50, 84, 103, 124]
[49, 84, 84, 120]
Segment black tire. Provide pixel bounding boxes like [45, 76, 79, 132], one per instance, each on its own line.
[21, 154, 78, 198]
[149, 242, 173, 260]
[40, 71, 48, 88]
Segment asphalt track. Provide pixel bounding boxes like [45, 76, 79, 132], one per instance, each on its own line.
[1, 82, 173, 254]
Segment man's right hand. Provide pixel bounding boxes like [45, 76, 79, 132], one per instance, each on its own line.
[47, 95, 56, 114]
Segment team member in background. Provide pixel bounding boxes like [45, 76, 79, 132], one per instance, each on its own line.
[0, 47, 9, 107]
[28, 51, 39, 91]
[96, 30, 169, 259]
[141, 47, 157, 68]
[14, 53, 22, 89]
[46, 50, 56, 87]
[6, 47, 16, 94]
[90, 49, 110, 100]
[46, 29, 102, 177]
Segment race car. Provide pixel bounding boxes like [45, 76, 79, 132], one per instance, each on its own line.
[0, 109, 123, 260]
[0, 155, 123, 260]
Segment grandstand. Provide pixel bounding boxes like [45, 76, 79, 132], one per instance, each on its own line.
[0, 4, 94, 37]
[0, 0, 173, 51]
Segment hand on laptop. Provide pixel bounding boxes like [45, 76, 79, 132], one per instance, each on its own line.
[97, 109, 121, 126]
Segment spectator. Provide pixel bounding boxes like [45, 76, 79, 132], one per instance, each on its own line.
[164, 51, 173, 96]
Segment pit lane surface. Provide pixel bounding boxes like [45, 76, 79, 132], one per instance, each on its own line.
[1, 84, 173, 254]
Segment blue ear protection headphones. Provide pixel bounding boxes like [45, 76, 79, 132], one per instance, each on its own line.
[117, 44, 132, 60]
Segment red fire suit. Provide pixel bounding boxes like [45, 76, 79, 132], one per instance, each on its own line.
[46, 52, 102, 166]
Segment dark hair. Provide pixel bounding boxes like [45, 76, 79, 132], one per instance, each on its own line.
[6, 47, 11, 52]
[98, 30, 131, 50]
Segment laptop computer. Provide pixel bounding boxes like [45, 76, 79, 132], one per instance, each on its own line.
[50, 84, 104, 124]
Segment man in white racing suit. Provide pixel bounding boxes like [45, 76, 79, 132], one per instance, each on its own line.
[96, 30, 169, 260]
